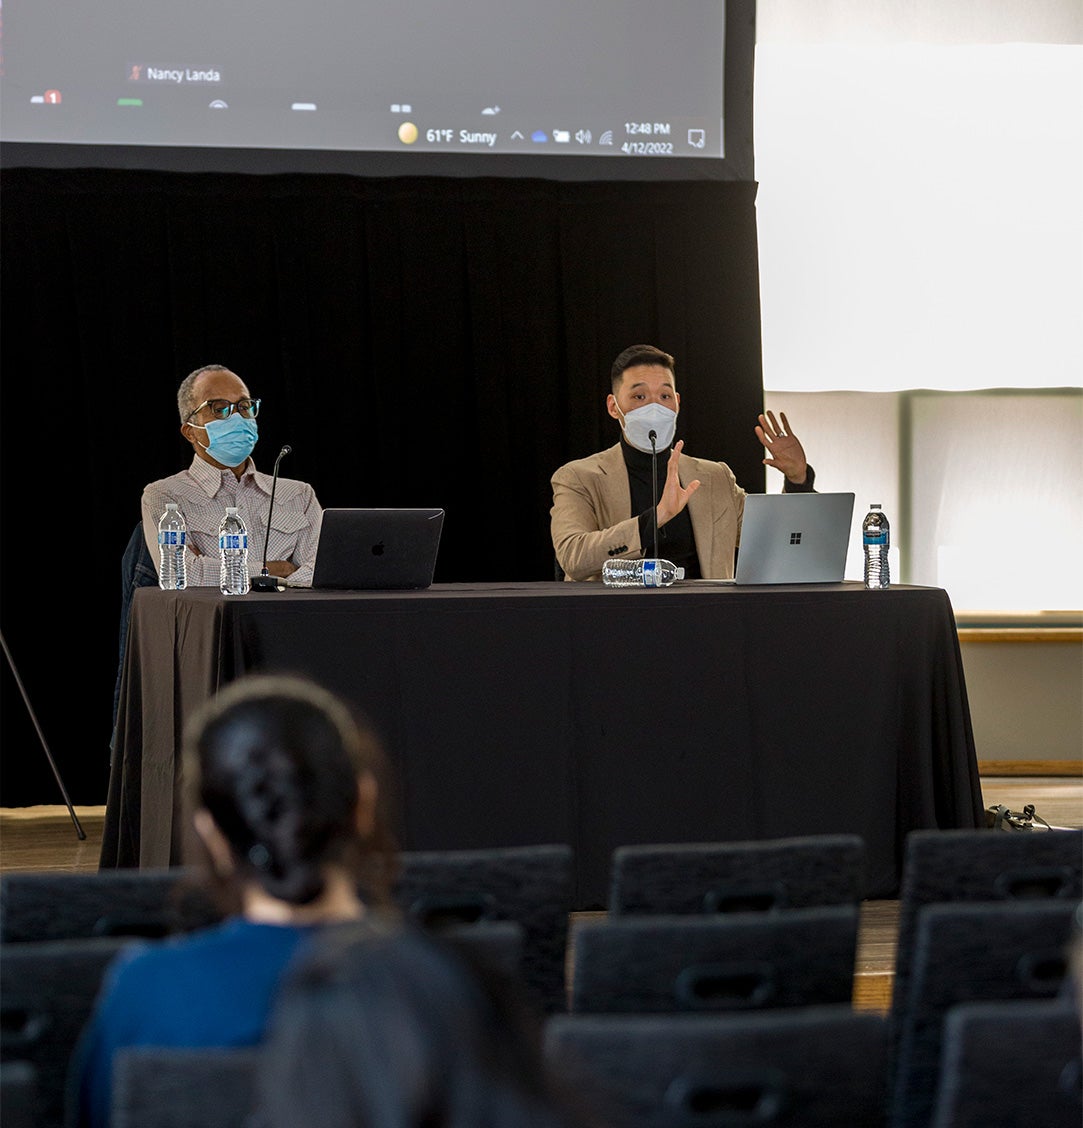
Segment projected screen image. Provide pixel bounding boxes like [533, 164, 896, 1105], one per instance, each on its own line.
[0, 0, 734, 173]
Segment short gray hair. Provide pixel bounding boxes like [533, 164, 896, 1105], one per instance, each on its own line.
[177, 364, 236, 424]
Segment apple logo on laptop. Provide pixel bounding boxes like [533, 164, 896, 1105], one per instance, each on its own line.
[371, 541, 385, 556]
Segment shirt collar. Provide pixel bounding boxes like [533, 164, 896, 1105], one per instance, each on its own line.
[187, 454, 271, 498]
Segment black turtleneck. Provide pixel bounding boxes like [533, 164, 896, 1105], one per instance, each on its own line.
[621, 440, 702, 579]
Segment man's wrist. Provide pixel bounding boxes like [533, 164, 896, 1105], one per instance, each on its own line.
[782, 465, 816, 493]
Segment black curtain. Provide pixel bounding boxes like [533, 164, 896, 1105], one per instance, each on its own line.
[0, 167, 765, 805]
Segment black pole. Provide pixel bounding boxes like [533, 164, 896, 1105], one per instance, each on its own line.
[1, 630, 86, 840]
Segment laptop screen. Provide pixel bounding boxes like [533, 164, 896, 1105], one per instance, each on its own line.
[311, 508, 445, 590]
[733, 493, 855, 585]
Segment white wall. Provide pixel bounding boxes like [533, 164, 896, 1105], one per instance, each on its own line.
[755, 0, 1083, 614]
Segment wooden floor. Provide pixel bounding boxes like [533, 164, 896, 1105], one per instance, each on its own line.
[2, 776, 1080, 1013]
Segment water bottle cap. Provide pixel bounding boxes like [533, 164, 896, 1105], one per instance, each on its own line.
[165, 502, 178, 511]
[870, 503, 881, 508]
[225, 507, 239, 515]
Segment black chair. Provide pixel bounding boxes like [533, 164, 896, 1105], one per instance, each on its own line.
[545, 1006, 889, 1128]
[890, 900, 1078, 1128]
[110, 1047, 260, 1128]
[0, 869, 219, 943]
[608, 835, 866, 916]
[0, 937, 135, 1128]
[0, 1061, 39, 1128]
[929, 997, 1082, 1128]
[113, 520, 157, 750]
[439, 920, 525, 983]
[570, 906, 858, 1014]
[392, 844, 572, 1014]
[891, 828, 1083, 1022]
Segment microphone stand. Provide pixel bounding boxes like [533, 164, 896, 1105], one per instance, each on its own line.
[649, 430, 660, 560]
[252, 445, 291, 592]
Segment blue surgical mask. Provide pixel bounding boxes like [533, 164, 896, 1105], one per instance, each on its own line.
[191, 414, 259, 468]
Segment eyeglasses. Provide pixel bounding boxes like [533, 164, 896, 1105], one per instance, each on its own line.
[185, 397, 261, 422]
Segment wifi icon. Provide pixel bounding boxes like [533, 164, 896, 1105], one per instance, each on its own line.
[599, 130, 614, 146]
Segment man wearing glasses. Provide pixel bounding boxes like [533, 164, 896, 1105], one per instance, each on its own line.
[140, 364, 322, 587]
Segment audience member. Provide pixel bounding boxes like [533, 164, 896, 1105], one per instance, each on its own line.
[550, 343, 816, 580]
[258, 924, 600, 1128]
[141, 363, 322, 586]
[69, 674, 395, 1128]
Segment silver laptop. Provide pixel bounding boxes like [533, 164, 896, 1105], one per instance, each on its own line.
[312, 508, 445, 590]
[730, 492, 855, 584]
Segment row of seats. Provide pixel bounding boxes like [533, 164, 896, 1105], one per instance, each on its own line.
[2, 830, 1081, 1127]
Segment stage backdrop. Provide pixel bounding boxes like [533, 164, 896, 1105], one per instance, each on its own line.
[0, 168, 765, 804]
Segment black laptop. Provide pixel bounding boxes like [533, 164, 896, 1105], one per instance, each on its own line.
[312, 508, 445, 590]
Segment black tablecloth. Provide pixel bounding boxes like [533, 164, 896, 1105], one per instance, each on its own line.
[101, 582, 984, 905]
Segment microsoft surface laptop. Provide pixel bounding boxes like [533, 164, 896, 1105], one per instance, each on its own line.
[312, 508, 444, 590]
[730, 492, 855, 585]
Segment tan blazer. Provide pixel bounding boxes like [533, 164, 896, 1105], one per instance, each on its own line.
[550, 443, 747, 581]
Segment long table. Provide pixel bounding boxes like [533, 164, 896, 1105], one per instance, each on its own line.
[100, 582, 984, 906]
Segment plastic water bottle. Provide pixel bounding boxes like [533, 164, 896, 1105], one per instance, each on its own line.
[157, 503, 187, 590]
[602, 558, 680, 587]
[218, 507, 250, 595]
[862, 504, 890, 589]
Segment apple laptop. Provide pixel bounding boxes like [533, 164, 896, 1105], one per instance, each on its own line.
[312, 508, 445, 590]
[729, 492, 855, 585]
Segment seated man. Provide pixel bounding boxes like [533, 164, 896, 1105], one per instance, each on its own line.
[142, 364, 322, 587]
[550, 344, 814, 581]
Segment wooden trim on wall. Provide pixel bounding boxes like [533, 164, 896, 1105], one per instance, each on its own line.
[979, 760, 1083, 777]
[958, 628, 1083, 643]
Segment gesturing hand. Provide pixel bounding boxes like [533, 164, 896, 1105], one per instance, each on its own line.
[755, 411, 808, 485]
[656, 440, 701, 527]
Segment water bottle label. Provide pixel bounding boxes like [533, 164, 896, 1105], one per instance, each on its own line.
[219, 534, 247, 550]
[642, 560, 661, 587]
[158, 531, 186, 547]
[863, 533, 888, 546]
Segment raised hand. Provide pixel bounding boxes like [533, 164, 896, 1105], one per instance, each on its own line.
[656, 440, 701, 526]
[755, 410, 808, 485]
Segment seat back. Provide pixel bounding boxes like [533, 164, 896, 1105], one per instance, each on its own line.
[608, 835, 866, 915]
[111, 1047, 260, 1128]
[0, 1061, 39, 1128]
[890, 899, 1078, 1128]
[546, 1007, 889, 1128]
[892, 829, 1082, 1017]
[929, 997, 1082, 1128]
[0, 937, 135, 1128]
[571, 906, 858, 1014]
[440, 920, 525, 983]
[0, 869, 218, 943]
[393, 844, 572, 1013]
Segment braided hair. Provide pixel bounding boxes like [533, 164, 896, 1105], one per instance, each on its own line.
[183, 675, 390, 907]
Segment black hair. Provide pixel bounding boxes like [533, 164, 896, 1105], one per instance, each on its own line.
[610, 344, 676, 393]
[257, 924, 598, 1128]
[182, 674, 393, 909]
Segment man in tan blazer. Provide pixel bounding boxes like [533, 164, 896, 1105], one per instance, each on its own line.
[550, 344, 813, 581]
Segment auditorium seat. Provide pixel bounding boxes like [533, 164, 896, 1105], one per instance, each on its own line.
[110, 1047, 260, 1128]
[929, 997, 1082, 1128]
[890, 828, 1082, 1022]
[0, 936, 136, 1128]
[607, 834, 866, 915]
[889, 899, 1078, 1128]
[545, 1007, 889, 1128]
[439, 920, 525, 982]
[392, 844, 572, 1013]
[570, 906, 858, 1014]
[0, 1061, 39, 1128]
[0, 869, 219, 943]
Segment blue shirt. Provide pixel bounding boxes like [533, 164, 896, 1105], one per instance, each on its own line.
[71, 917, 320, 1128]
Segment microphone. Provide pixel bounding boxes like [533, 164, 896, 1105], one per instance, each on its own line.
[251, 445, 291, 592]
[648, 430, 660, 560]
